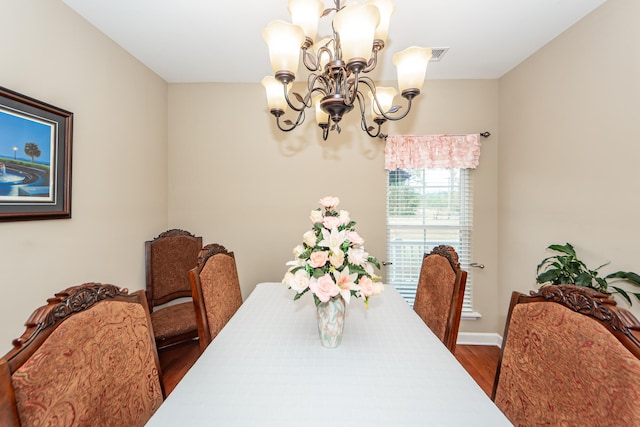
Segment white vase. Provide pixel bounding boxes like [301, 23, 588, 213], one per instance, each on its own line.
[316, 296, 346, 348]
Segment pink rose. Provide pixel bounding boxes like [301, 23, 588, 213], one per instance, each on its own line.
[323, 216, 341, 230]
[309, 251, 329, 268]
[358, 276, 376, 297]
[310, 274, 340, 302]
[319, 196, 340, 210]
[347, 231, 364, 245]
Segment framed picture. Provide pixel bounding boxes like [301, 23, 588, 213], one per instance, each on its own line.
[0, 87, 73, 221]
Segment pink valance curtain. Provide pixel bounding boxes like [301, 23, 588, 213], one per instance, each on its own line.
[384, 134, 481, 170]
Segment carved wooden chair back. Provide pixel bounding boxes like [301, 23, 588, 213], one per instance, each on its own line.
[145, 228, 203, 347]
[189, 243, 243, 352]
[413, 245, 467, 353]
[0, 283, 164, 427]
[492, 284, 640, 426]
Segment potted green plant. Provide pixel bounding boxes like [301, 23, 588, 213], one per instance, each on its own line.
[536, 242, 640, 305]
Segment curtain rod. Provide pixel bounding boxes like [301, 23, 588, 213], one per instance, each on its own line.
[379, 131, 491, 141]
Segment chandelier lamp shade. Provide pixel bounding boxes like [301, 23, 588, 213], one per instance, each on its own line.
[262, 0, 432, 140]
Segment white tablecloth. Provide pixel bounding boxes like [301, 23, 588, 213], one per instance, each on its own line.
[146, 282, 511, 426]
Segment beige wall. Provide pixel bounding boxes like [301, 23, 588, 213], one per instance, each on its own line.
[0, 0, 168, 352]
[167, 79, 501, 333]
[5, 0, 629, 354]
[498, 0, 640, 325]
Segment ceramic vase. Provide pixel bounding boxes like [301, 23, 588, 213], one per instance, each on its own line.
[316, 296, 346, 348]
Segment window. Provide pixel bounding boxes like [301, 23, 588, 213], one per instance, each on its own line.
[386, 168, 473, 313]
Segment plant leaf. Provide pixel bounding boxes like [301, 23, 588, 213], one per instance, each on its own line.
[575, 271, 594, 288]
[611, 286, 632, 305]
[606, 271, 640, 286]
[547, 243, 576, 256]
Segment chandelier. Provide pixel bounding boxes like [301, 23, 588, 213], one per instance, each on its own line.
[262, 0, 432, 140]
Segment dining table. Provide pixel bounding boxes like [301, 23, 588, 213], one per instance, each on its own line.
[146, 282, 511, 426]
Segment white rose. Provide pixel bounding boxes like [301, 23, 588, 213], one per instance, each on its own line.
[310, 209, 324, 224]
[303, 230, 317, 247]
[347, 247, 367, 266]
[339, 210, 350, 225]
[293, 244, 305, 257]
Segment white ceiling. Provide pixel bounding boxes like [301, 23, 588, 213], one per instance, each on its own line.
[61, 0, 606, 83]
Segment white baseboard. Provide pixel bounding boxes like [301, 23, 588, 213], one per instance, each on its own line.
[457, 332, 503, 347]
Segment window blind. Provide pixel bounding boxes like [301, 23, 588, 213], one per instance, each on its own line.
[386, 168, 473, 311]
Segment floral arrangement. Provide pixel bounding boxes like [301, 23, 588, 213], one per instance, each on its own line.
[283, 196, 383, 307]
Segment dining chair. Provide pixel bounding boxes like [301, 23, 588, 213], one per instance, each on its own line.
[413, 245, 467, 353]
[145, 228, 203, 348]
[492, 284, 640, 426]
[189, 243, 243, 352]
[0, 283, 164, 427]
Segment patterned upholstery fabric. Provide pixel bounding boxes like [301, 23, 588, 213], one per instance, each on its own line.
[494, 301, 640, 426]
[146, 230, 202, 347]
[11, 301, 163, 427]
[148, 235, 202, 304]
[414, 255, 456, 342]
[150, 301, 198, 340]
[199, 254, 243, 342]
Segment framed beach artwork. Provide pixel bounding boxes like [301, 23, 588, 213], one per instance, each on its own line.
[0, 87, 73, 221]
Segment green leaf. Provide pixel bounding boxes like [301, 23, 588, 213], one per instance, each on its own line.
[611, 286, 632, 305]
[547, 243, 576, 257]
[575, 272, 594, 288]
[348, 264, 367, 275]
[593, 277, 608, 292]
[368, 257, 381, 269]
[312, 268, 325, 278]
[290, 266, 305, 274]
[537, 270, 561, 284]
[606, 271, 640, 286]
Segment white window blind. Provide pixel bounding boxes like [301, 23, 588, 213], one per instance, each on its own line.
[386, 168, 473, 312]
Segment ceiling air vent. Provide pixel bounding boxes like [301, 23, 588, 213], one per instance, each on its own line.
[429, 47, 449, 62]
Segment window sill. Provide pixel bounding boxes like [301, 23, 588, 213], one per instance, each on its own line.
[461, 311, 482, 320]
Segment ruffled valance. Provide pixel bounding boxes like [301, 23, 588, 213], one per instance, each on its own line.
[384, 134, 481, 170]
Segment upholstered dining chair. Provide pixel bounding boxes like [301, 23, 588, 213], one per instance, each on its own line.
[145, 228, 203, 348]
[413, 245, 467, 353]
[492, 284, 640, 426]
[189, 243, 243, 352]
[0, 283, 164, 427]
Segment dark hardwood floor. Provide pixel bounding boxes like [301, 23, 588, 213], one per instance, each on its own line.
[158, 339, 201, 396]
[455, 344, 501, 396]
[158, 341, 500, 397]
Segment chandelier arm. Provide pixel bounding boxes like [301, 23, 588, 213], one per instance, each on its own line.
[358, 77, 416, 122]
[341, 71, 361, 108]
[379, 96, 413, 121]
[301, 46, 320, 73]
[274, 109, 306, 132]
[282, 77, 317, 113]
[355, 91, 384, 138]
[361, 42, 382, 74]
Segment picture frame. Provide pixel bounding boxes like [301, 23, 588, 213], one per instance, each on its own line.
[0, 87, 73, 221]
